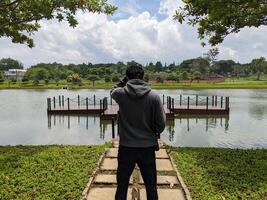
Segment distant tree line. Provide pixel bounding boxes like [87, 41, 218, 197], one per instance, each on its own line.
[1, 56, 267, 85]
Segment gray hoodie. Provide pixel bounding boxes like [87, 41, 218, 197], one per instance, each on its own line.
[111, 79, 166, 147]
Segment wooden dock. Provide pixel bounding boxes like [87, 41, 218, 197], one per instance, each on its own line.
[47, 94, 230, 120]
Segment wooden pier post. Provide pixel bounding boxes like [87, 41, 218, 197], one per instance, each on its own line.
[187, 96, 190, 109]
[78, 95, 80, 107]
[206, 97, 209, 110]
[215, 96, 217, 107]
[47, 114, 51, 129]
[221, 96, 223, 108]
[68, 115, 70, 129]
[94, 95, 96, 106]
[53, 97, 56, 109]
[112, 118, 115, 139]
[226, 97, 230, 111]
[59, 96, 61, 107]
[86, 97, 89, 110]
[47, 98, 51, 111]
[196, 95, 198, 106]
[163, 95, 165, 105]
[100, 100, 103, 113]
[67, 98, 70, 111]
[62, 95, 64, 107]
[212, 96, 214, 107]
[180, 95, 182, 106]
[110, 97, 112, 105]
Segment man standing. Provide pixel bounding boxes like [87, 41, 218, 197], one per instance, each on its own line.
[111, 62, 166, 200]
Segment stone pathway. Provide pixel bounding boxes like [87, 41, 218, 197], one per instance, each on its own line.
[82, 140, 191, 200]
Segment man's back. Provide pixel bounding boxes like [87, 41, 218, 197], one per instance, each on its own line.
[112, 63, 165, 200]
[111, 79, 166, 147]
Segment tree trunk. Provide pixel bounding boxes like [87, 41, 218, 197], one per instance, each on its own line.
[257, 71, 261, 80]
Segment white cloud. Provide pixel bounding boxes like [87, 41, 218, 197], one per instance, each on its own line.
[0, 0, 266, 67]
[158, 0, 184, 17]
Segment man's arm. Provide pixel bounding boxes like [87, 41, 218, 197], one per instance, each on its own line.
[110, 76, 128, 104]
[153, 95, 166, 134]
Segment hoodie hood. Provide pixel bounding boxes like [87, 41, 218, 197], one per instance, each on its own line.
[124, 79, 151, 99]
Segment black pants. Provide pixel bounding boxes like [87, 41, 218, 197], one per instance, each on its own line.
[115, 145, 158, 200]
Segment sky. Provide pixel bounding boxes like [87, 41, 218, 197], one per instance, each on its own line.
[0, 0, 267, 68]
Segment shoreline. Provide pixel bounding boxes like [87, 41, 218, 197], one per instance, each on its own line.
[1, 85, 267, 90]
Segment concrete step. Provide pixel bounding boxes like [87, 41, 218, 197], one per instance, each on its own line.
[140, 188, 186, 200]
[94, 174, 133, 184]
[106, 148, 169, 159]
[139, 175, 179, 186]
[100, 158, 174, 171]
[87, 187, 131, 200]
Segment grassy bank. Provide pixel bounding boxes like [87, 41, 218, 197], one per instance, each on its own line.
[169, 148, 267, 200]
[0, 79, 267, 90]
[0, 144, 109, 200]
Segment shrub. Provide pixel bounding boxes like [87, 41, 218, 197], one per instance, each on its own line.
[22, 77, 29, 82]
[33, 79, 39, 86]
[104, 76, 111, 83]
[156, 76, 164, 83]
[112, 75, 120, 82]
[11, 77, 17, 83]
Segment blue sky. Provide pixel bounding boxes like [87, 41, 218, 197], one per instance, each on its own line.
[109, 0, 162, 20]
[0, 0, 266, 67]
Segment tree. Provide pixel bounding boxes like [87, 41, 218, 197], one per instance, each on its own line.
[155, 61, 163, 71]
[0, 71, 4, 82]
[203, 48, 219, 64]
[155, 76, 164, 83]
[112, 74, 120, 82]
[67, 73, 81, 84]
[181, 71, 189, 80]
[0, 0, 117, 47]
[174, 1, 267, 46]
[87, 75, 100, 86]
[192, 71, 202, 82]
[180, 57, 209, 75]
[117, 61, 126, 75]
[25, 67, 49, 80]
[212, 60, 236, 75]
[251, 57, 267, 80]
[0, 58, 23, 70]
[144, 74, 149, 82]
[104, 75, 111, 83]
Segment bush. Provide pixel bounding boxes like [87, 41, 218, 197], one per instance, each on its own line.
[44, 79, 49, 85]
[0, 79, 4, 83]
[144, 74, 149, 82]
[22, 77, 29, 82]
[11, 77, 17, 83]
[104, 76, 111, 83]
[33, 79, 39, 86]
[112, 75, 120, 82]
[156, 76, 164, 83]
[67, 74, 81, 84]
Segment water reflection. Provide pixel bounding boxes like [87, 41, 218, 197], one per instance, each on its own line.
[47, 114, 229, 143]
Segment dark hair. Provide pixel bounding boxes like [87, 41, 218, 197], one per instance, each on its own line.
[126, 62, 144, 80]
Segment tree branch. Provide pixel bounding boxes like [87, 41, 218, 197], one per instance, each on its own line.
[0, 0, 22, 9]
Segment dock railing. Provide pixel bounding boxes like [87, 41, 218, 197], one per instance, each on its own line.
[47, 95, 103, 111]
[166, 95, 230, 112]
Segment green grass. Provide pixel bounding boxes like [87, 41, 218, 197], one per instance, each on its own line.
[1, 77, 267, 90]
[169, 148, 267, 200]
[0, 144, 109, 200]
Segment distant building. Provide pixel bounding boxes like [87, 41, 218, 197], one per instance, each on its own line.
[4, 69, 26, 80]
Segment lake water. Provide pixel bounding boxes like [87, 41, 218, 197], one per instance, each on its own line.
[0, 89, 266, 148]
